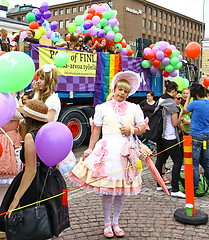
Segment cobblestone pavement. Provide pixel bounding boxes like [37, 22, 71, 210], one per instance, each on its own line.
[52, 147, 209, 240]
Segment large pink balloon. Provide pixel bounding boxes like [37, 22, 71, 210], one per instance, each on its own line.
[35, 122, 73, 167]
[0, 93, 16, 127]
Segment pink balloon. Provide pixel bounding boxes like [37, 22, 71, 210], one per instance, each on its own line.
[102, 3, 110, 11]
[92, 15, 100, 25]
[156, 51, 165, 60]
[89, 26, 98, 36]
[106, 31, 115, 40]
[152, 46, 160, 53]
[46, 30, 52, 38]
[159, 41, 169, 50]
[0, 93, 16, 128]
[169, 45, 176, 50]
[20, 31, 27, 41]
[35, 122, 73, 167]
[170, 70, 178, 77]
[178, 55, 183, 61]
[108, 18, 117, 27]
[120, 48, 128, 55]
[162, 57, 170, 65]
[143, 47, 152, 55]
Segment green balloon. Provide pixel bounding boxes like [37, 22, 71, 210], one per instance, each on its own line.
[0, 52, 35, 92]
[112, 26, 120, 33]
[159, 64, 166, 69]
[100, 18, 108, 27]
[173, 61, 182, 70]
[26, 12, 36, 23]
[68, 23, 77, 33]
[75, 15, 84, 26]
[184, 78, 189, 88]
[114, 33, 123, 42]
[95, 24, 101, 29]
[114, 43, 122, 52]
[103, 26, 112, 33]
[170, 50, 180, 58]
[170, 57, 180, 66]
[141, 60, 151, 68]
[173, 76, 186, 91]
[54, 51, 69, 68]
[102, 10, 114, 19]
[165, 64, 174, 72]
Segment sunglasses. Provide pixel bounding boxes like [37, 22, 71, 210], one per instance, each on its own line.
[79, 40, 83, 42]
[176, 97, 182, 100]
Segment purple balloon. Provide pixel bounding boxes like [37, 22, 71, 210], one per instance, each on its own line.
[43, 11, 51, 19]
[169, 45, 176, 50]
[89, 26, 98, 36]
[40, 2, 49, 13]
[0, 93, 16, 128]
[102, 3, 110, 11]
[144, 47, 152, 56]
[106, 30, 115, 40]
[115, 21, 119, 27]
[50, 21, 58, 30]
[150, 65, 159, 74]
[32, 8, 39, 14]
[108, 18, 117, 27]
[92, 15, 100, 25]
[178, 55, 183, 61]
[120, 48, 128, 55]
[35, 11, 42, 20]
[159, 41, 169, 50]
[38, 17, 44, 25]
[156, 51, 165, 60]
[152, 46, 160, 53]
[46, 30, 52, 38]
[162, 57, 171, 65]
[35, 122, 73, 167]
[97, 29, 105, 38]
[170, 70, 178, 77]
[91, 4, 97, 10]
[84, 20, 93, 30]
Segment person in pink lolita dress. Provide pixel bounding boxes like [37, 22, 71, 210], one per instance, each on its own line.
[70, 71, 151, 238]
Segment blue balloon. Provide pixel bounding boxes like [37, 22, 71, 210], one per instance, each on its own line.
[42, 20, 50, 30]
[51, 32, 61, 42]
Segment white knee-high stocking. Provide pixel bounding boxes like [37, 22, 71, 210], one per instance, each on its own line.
[112, 195, 125, 226]
[102, 195, 113, 228]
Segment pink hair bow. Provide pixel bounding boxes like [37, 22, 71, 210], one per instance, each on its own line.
[110, 99, 128, 116]
[144, 117, 150, 130]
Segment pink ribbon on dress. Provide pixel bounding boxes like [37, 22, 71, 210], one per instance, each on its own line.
[144, 117, 150, 130]
[110, 99, 128, 116]
[92, 140, 108, 178]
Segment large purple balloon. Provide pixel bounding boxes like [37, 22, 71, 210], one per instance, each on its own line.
[50, 21, 58, 31]
[89, 26, 98, 36]
[97, 29, 105, 38]
[40, 2, 49, 13]
[83, 20, 93, 30]
[43, 11, 51, 19]
[35, 10, 42, 20]
[0, 93, 16, 128]
[35, 122, 73, 167]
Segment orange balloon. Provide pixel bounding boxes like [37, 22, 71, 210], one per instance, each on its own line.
[29, 21, 39, 29]
[202, 77, 209, 88]
[185, 42, 201, 59]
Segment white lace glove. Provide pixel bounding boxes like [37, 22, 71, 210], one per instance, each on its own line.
[140, 143, 152, 158]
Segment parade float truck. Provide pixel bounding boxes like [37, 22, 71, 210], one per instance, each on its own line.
[29, 43, 163, 148]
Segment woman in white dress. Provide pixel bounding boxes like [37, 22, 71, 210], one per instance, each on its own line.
[70, 71, 150, 238]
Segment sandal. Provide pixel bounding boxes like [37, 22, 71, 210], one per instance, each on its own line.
[112, 224, 124, 237]
[104, 224, 114, 238]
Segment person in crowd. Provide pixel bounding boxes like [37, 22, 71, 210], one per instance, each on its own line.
[19, 90, 34, 106]
[0, 99, 70, 237]
[139, 91, 156, 118]
[96, 38, 107, 52]
[155, 81, 185, 198]
[180, 88, 191, 134]
[181, 83, 209, 196]
[9, 41, 18, 51]
[23, 29, 39, 44]
[66, 34, 78, 49]
[75, 35, 84, 51]
[70, 71, 151, 238]
[83, 36, 97, 53]
[108, 45, 117, 54]
[0, 29, 10, 52]
[33, 64, 61, 122]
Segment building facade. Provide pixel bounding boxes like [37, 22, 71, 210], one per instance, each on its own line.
[7, 0, 202, 64]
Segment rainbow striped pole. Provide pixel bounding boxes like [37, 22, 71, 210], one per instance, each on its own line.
[183, 135, 195, 215]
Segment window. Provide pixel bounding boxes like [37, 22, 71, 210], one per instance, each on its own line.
[17, 17, 21, 21]
[164, 25, 167, 33]
[66, 8, 70, 14]
[153, 9, 157, 16]
[153, 22, 157, 31]
[177, 29, 180, 37]
[86, 5, 90, 9]
[168, 26, 171, 34]
[177, 18, 180, 24]
[159, 23, 162, 31]
[54, 10, 58, 16]
[79, 6, 83, 12]
[168, 15, 171, 21]
[186, 32, 188, 38]
[60, 9, 63, 15]
[22, 16, 25, 21]
[148, 20, 151, 29]
[173, 28, 176, 35]
[143, 5, 147, 13]
[72, 18, 75, 22]
[181, 19, 184, 25]
[72, 7, 76, 13]
[173, 16, 176, 23]
[148, 7, 152, 15]
[59, 20, 63, 29]
[186, 21, 189, 27]
[142, 18, 146, 28]
[164, 13, 167, 20]
[182, 31, 184, 38]
[65, 19, 69, 28]
[159, 11, 162, 18]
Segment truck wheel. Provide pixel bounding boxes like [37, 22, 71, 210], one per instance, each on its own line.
[58, 108, 89, 148]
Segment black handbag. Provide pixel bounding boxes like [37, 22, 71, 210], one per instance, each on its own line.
[5, 159, 54, 240]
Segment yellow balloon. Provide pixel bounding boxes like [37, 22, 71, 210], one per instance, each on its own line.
[38, 26, 46, 36]
[34, 29, 41, 39]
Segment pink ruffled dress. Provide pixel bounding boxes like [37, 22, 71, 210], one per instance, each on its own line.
[70, 100, 145, 195]
[0, 120, 22, 185]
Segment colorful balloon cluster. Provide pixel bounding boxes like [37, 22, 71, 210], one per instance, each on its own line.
[67, 3, 134, 56]
[141, 41, 183, 77]
[24, 2, 61, 42]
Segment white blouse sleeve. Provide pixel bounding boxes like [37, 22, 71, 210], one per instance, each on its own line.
[45, 93, 61, 111]
[93, 104, 103, 126]
[135, 104, 145, 125]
